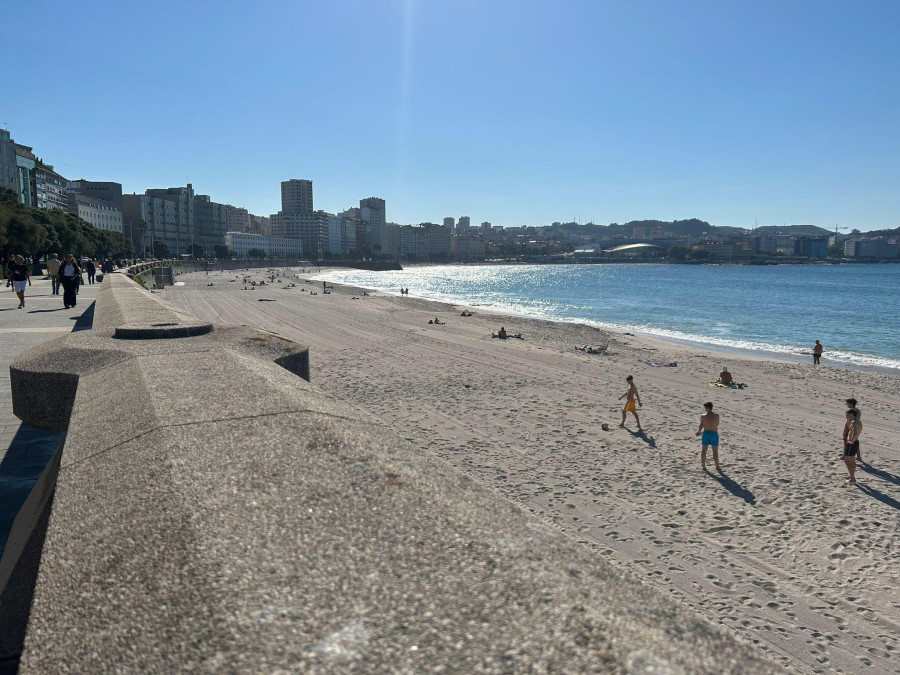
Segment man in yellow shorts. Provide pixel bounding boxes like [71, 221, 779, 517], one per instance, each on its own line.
[618, 375, 642, 429]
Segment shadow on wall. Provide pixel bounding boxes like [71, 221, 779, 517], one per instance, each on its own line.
[0, 301, 93, 669]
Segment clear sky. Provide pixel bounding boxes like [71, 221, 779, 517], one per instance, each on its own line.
[3, 0, 898, 230]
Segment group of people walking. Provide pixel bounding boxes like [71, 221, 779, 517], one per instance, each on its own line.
[6, 253, 113, 310]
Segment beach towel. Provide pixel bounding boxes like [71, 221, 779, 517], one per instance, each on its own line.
[709, 381, 747, 389]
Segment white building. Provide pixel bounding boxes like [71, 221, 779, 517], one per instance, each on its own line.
[225, 232, 303, 259]
[67, 192, 123, 233]
[694, 241, 734, 260]
[326, 213, 357, 255]
[34, 163, 68, 211]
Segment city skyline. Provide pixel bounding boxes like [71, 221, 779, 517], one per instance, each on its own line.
[2, 1, 898, 232]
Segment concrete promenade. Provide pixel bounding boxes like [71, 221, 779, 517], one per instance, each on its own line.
[0, 275, 98, 560]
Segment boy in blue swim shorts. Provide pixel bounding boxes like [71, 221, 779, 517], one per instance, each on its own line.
[696, 402, 721, 471]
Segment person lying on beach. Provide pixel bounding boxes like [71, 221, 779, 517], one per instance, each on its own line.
[493, 327, 523, 339]
[716, 367, 733, 385]
[842, 408, 862, 483]
[696, 402, 721, 471]
[433, 317, 445, 325]
[460, 310, 473, 317]
[577, 344, 608, 354]
[618, 375, 642, 429]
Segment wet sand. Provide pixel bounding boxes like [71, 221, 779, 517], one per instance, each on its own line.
[167, 268, 900, 673]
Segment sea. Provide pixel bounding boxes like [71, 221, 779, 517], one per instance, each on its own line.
[311, 263, 900, 372]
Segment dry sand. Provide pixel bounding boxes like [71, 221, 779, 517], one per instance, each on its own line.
[167, 267, 900, 674]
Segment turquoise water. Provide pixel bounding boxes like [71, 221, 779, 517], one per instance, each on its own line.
[313, 264, 900, 371]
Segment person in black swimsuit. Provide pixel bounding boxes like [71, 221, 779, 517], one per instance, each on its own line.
[842, 408, 862, 484]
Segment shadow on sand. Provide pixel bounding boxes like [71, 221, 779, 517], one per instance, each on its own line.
[705, 469, 756, 505]
[859, 463, 900, 487]
[626, 428, 657, 448]
[855, 483, 900, 511]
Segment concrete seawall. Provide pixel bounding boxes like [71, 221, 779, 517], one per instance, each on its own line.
[6, 273, 777, 672]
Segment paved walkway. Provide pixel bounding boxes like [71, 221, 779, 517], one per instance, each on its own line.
[0, 275, 98, 558]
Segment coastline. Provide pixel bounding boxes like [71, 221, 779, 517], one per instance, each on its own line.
[168, 268, 900, 673]
[309, 267, 900, 377]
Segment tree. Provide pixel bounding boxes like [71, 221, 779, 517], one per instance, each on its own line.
[152, 240, 170, 258]
[0, 187, 133, 266]
[666, 245, 688, 261]
[188, 243, 204, 259]
[689, 248, 710, 261]
[214, 244, 229, 260]
[247, 247, 267, 259]
[827, 244, 844, 257]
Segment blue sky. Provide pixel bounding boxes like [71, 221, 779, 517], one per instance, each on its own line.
[3, 0, 898, 230]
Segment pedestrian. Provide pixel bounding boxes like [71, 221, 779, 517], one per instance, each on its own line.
[9, 255, 31, 309]
[812, 340, 823, 365]
[842, 408, 862, 484]
[86, 258, 97, 284]
[843, 398, 863, 465]
[46, 253, 61, 294]
[618, 375, 642, 429]
[696, 402, 721, 471]
[58, 254, 82, 309]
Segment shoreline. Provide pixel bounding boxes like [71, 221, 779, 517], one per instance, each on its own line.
[308, 269, 900, 377]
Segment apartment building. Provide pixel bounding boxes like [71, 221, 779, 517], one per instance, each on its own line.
[67, 192, 123, 233]
[225, 232, 303, 259]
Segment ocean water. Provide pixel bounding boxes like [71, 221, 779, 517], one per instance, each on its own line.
[312, 264, 900, 371]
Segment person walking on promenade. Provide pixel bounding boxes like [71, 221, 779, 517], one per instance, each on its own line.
[9, 255, 31, 309]
[618, 375, 642, 429]
[812, 340, 823, 365]
[696, 402, 721, 471]
[842, 408, 862, 484]
[843, 398, 863, 465]
[86, 258, 97, 284]
[46, 253, 61, 294]
[58, 254, 82, 309]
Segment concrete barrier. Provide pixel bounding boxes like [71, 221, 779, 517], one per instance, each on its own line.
[7, 274, 777, 673]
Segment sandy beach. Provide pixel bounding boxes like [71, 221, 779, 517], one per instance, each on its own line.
[167, 267, 900, 673]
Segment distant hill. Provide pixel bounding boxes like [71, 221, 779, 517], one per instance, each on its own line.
[750, 225, 832, 237]
[554, 220, 840, 240]
[621, 219, 712, 236]
[863, 226, 900, 238]
[558, 218, 716, 238]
